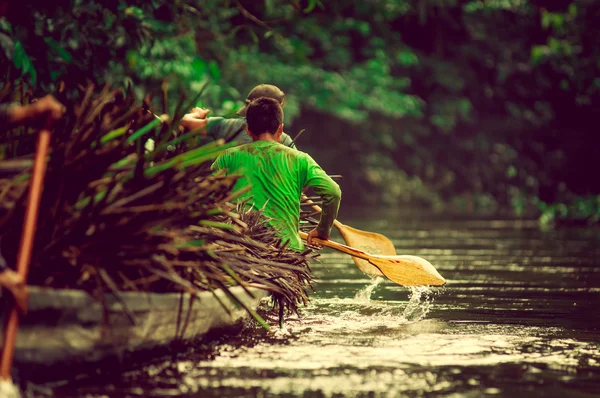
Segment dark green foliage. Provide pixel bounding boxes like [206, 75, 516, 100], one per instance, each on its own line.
[538, 196, 600, 226]
[1, 0, 599, 224]
[0, 1, 196, 93]
[285, 0, 600, 218]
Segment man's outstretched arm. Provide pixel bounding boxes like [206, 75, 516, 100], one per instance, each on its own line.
[304, 158, 341, 245]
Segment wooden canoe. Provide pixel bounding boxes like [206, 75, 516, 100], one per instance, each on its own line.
[0, 286, 268, 370]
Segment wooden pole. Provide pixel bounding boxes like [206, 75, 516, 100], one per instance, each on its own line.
[0, 128, 51, 380]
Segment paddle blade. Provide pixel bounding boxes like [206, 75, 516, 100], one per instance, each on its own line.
[369, 255, 446, 287]
[337, 225, 396, 277]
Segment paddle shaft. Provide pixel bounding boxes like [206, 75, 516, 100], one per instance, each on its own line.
[298, 231, 371, 261]
[0, 128, 51, 380]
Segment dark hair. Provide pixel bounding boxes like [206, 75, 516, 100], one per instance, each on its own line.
[245, 97, 283, 135]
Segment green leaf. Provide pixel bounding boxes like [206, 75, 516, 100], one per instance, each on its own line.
[397, 49, 419, 66]
[531, 46, 547, 65]
[541, 11, 551, 29]
[144, 139, 234, 177]
[75, 190, 107, 210]
[13, 40, 36, 85]
[568, 3, 577, 17]
[265, 0, 275, 15]
[304, 0, 321, 13]
[44, 37, 73, 62]
[176, 239, 205, 248]
[100, 127, 128, 145]
[126, 116, 167, 143]
[0, 18, 13, 34]
[205, 208, 223, 216]
[208, 60, 221, 81]
[506, 165, 517, 178]
[198, 220, 235, 230]
[191, 57, 207, 79]
[124, 6, 144, 19]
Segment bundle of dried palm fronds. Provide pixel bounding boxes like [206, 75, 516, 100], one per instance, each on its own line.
[0, 84, 317, 325]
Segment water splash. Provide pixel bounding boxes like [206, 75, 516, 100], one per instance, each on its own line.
[401, 286, 434, 322]
[349, 278, 439, 324]
[349, 278, 440, 323]
[354, 277, 385, 302]
[270, 324, 294, 338]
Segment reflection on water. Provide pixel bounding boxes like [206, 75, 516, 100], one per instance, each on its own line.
[45, 209, 600, 397]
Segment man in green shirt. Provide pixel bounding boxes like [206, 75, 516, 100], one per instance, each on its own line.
[181, 84, 296, 148]
[211, 97, 341, 250]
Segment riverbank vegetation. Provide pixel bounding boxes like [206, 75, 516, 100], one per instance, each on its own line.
[1, 0, 598, 225]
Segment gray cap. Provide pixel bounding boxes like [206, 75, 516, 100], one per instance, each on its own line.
[236, 84, 285, 116]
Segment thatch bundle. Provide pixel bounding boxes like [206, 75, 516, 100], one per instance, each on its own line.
[0, 84, 318, 325]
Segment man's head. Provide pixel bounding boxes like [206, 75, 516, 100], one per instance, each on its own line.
[237, 84, 285, 116]
[245, 97, 284, 140]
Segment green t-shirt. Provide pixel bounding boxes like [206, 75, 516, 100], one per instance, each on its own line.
[206, 117, 296, 148]
[211, 140, 341, 251]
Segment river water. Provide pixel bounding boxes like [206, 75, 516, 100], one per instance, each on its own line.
[44, 207, 600, 397]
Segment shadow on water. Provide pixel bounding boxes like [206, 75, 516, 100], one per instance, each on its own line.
[37, 208, 600, 397]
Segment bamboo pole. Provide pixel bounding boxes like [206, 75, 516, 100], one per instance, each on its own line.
[0, 128, 51, 380]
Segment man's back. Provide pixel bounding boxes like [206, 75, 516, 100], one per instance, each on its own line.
[212, 140, 340, 251]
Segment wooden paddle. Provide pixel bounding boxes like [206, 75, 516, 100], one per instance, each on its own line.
[299, 231, 445, 287]
[0, 128, 51, 380]
[302, 196, 395, 277]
